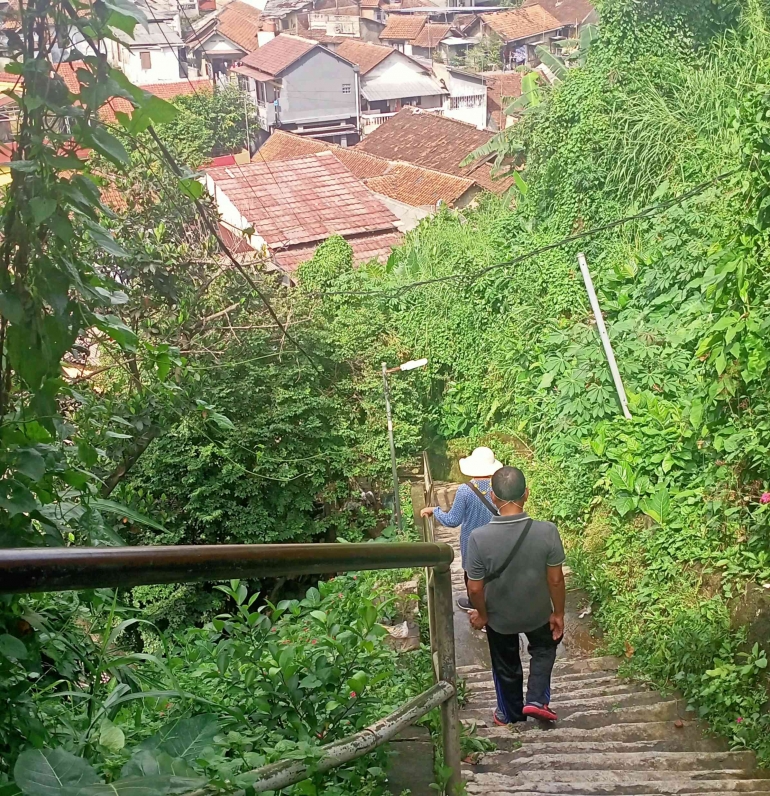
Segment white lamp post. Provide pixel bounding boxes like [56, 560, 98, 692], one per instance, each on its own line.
[382, 358, 428, 530]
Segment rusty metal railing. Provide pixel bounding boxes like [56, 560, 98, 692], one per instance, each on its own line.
[0, 537, 462, 794]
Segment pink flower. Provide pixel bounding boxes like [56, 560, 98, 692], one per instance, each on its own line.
[350, 691, 357, 698]
[760, 493, 770, 504]
[311, 639, 317, 645]
[338, 593, 344, 598]
[736, 717, 743, 723]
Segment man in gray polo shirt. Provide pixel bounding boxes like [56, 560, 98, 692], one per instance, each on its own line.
[465, 466, 566, 725]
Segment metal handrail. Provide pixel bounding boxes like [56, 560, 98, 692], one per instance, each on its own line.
[0, 530, 462, 793]
[0, 542, 452, 594]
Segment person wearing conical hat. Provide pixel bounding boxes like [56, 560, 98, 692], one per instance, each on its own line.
[421, 446, 503, 612]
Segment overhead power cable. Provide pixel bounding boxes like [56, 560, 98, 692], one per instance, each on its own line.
[299, 168, 741, 298]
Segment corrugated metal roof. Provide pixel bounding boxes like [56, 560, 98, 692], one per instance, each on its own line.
[363, 75, 444, 101]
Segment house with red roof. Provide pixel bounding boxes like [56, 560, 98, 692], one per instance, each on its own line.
[479, 4, 566, 69]
[185, 1, 277, 83]
[204, 150, 403, 276]
[233, 34, 360, 146]
[334, 40, 444, 134]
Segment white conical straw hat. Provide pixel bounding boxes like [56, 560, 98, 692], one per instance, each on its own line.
[459, 447, 503, 477]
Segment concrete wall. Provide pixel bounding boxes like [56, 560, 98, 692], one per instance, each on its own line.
[204, 172, 268, 252]
[359, 18, 385, 42]
[280, 48, 358, 124]
[108, 41, 182, 85]
[364, 53, 442, 100]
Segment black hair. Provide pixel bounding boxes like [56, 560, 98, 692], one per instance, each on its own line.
[492, 466, 526, 502]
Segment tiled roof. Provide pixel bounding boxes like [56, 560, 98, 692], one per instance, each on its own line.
[366, 161, 473, 206]
[356, 107, 513, 194]
[141, 79, 212, 99]
[412, 22, 451, 48]
[294, 25, 353, 44]
[206, 151, 400, 249]
[522, 0, 596, 25]
[335, 39, 393, 74]
[480, 4, 563, 41]
[218, 1, 264, 51]
[240, 33, 316, 76]
[452, 13, 477, 33]
[255, 130, 476, 206]
[360, 0, 381, 8]
[379, 13, 427, 40]
[483, 70, 522, 129]
[397, 0, 438, 9]
[273, 229, 403, 271]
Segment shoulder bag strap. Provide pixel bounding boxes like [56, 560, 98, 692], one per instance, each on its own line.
[466, 482, 499, 516]
[485, 519, 533, 584]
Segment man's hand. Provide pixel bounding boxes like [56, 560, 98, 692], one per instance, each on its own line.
[469, 609, 487, 630]
[549, 612, 564, 641]
[420, 506, 435, 518]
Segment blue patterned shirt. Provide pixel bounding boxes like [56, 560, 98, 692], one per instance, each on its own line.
[433, 478, 493, 569]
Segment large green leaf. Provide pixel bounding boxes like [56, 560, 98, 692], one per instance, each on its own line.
[88, 499, 166, 533]
[120, 751, 197, 780]
[135, 714, 218, 762]
[14, 749, 101, 796]
[639, 487, 671, 526]
[608, 463, 635, 493]
[0, 634, 28, 660]
[535, 46, 567, 80]
[62, 776, 203, 796]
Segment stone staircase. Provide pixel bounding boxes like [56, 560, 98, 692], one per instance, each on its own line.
[429, 483, 769, 796]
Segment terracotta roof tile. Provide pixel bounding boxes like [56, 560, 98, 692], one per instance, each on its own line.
[480, 4, 563, 41]
[360, 0, 381, 8]
[206, 152, 399, 251]
[274, 229, 402, 271]
[356, 106, 513, 194]
[522, 0, 596, 26]
[256, 129, 475, 206]
[240, 34, 316, 76]
[412, 22, 451, 49]
[294, 25, 353, 44]
[335, 39, 393, 74]
[452, 13, 477, 33]
[397, 0, 437, 9]
[218, 1, 263, 51]
[379, 13, 426, 40]
[483, 70, 522, 129]
[365, 161, 473, 205]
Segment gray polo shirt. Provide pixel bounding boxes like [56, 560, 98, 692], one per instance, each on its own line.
[465, 512, 565, 635]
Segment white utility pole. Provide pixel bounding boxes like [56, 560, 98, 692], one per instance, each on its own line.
[577, 252, 632, 420]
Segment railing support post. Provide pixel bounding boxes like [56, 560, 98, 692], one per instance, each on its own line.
[433, 563, 462, 793]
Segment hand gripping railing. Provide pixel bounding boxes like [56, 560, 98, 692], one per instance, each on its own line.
[0, 540, 463, 794]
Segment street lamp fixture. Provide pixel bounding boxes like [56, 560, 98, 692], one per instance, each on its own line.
[382, 357, 428, 531]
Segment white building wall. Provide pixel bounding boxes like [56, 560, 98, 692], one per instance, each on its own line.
[204, 173, 269, 252]
[116, 45, 182, 85]
[364, 53, 443, 97]
[443, 70, 487, 129]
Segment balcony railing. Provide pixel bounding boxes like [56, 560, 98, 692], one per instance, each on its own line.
[361, 107, 444, 135]
[449, 94, 485, 110]
[0, 528, 461, 793]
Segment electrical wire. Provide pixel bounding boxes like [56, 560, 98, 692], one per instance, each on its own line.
[298, 168, 741, 298]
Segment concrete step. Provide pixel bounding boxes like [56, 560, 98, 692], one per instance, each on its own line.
[483, 738, 730, 755]
[461, 699, 687, 729]
[465, 690, 666, 717]
[470, 750, 757, 773]
[468, 682, 646, 701]
[464, 771, 770, 795]
[473, 721, 724, 750]
[462, 665, 623, 686]
[474, 726, 729, 753]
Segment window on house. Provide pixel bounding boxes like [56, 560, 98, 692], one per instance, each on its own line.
[342, 83, 351, 94]
[140, 50, 152, 70]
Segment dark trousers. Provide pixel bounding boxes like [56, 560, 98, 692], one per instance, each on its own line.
[486, 622, 561, 723]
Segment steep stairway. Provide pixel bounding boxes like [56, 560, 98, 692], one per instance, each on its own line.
[429, 483, 769, 795]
